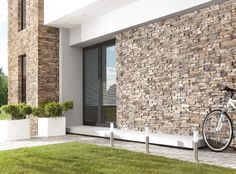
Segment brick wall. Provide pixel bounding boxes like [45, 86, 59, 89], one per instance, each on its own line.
[116, 0, 236, 147]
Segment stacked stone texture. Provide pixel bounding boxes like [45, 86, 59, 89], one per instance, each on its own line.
[116, 0, 236, 147]
[8, 0, 59, 135]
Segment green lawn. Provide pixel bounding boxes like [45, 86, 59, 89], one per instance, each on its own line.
[0, 142, 235, 174]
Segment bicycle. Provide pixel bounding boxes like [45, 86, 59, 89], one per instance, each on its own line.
[202, 86, 236, 152]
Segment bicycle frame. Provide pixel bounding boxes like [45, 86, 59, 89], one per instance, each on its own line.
[226, 98, 236, 110]
[203, 87, 236, 151]
[215, 97, 236, 131]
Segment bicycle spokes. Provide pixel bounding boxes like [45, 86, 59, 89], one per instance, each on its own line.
[215, 113, 225, 131]
[203, 110, 233, 152]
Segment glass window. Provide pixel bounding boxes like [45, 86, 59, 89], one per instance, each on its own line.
[102, 45, 116, 123]
[20, 55, 26, 103]
[83, 40, 116, 126]
[84, 48, 99, 125]
[19, 0, 26, 31]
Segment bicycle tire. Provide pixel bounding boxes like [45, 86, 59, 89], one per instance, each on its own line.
[202, 110, 233, 152]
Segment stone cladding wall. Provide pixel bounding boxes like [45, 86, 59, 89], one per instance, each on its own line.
[116, 0, 236, 147]
[8, 0, 59, 135]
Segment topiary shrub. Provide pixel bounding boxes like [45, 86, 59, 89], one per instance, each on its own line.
[45, 102, 63, 117]
[0, 104, 32, 120]
[31, 101, 74, 118]
[32, 107, 43, 118]
[62, 101, 74, 112]
[1, 104, 21, 119]
[18, 104, 32, 116]
[32, 103, 48, 118]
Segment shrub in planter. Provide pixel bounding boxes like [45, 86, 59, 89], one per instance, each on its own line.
[0, 111, 11, 120]
[0, 104, 32, 141]
[32, 107, 43, 117]
[1, 103, 32, 120]
[33, 101, 74, 137]
[45, 102, 63, 117]
[19, 104, 32, 117]
[32, 101, 74, 118]
[1, 104, 20, 120]
[62, 101, 74, 112]
[32, 103, 48, 118]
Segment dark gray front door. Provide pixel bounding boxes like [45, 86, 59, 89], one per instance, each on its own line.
[83, 40, 116, 126]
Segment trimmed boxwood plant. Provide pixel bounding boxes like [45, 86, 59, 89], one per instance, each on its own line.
[32, 101, 74, 118]
[62, 101, 74, 112]
[0, 103, 32, 120]
[32, 103, 48, 118]
[45, 102, 63, 117]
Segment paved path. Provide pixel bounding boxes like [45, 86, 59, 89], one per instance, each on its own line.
[0, 134, 235, 169]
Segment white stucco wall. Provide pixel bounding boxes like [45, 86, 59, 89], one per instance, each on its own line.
[45, 0, 220, 46]
[59, 28, 83, 127]
[70, 25, 81, 46]
[45, 0, 213, 46]
[76, 0, 211, 45]
[45, 0, 98, 24]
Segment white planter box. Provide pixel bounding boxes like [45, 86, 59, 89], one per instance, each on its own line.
[38, 117, 66, 137]
[0, 119, 30, 141]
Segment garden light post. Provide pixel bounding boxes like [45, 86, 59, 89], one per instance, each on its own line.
[145, 126, 150, 153]
[110, 122, 114, 147]
[193, 130, 199, 162]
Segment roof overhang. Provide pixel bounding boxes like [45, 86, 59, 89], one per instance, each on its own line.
[45, 0, 138, 28]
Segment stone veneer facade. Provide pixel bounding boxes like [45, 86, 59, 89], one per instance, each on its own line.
[8, 0, 236, 147]
[116, 0, 236, 147]
[8, 0, 59, 135]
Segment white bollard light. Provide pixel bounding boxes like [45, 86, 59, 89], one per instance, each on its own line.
[110, 122, 114, 133]
[145, 126, 150, 153]
[110, 122, 114, 147]
[145, 126, 149, 137]
[193, 131, 199, 162]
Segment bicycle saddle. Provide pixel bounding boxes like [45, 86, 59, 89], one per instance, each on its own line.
[222, 86, 236, 92]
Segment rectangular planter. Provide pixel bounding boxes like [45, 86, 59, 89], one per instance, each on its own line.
[0, 119, 30, 141]
[38, 117, 66, 137]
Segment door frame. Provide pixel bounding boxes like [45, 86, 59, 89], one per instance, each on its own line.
[83, 39, 116, 126]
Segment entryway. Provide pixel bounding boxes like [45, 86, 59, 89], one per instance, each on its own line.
[83, 40, 116, 127]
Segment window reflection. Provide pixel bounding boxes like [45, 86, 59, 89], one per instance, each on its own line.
[102, 45, 116, 123]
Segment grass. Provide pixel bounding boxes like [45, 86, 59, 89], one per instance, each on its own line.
[0, 142, 235, 174]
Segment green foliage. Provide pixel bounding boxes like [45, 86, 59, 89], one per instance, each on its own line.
[0, 112, 11, 120]
[32, 101, 74, 118]
[0, 68, 8, 106]
[0, 103, 32, 120]
[62, 101, 74, 112]
[1, 104, 20, 119]
[32, 107, 44, 117]
[18, 103, 33, 115]
[32, 103, 48, 117]
[45, 102, 63, 117]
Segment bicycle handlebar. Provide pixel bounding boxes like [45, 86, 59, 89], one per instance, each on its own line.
[222, 86, 236, 93]
[222, 86, 236, 98]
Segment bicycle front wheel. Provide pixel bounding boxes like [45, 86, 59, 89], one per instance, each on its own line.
[202, 110, 233, 152]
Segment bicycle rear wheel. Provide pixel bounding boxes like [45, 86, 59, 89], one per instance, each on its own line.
[202, 110, 233, 152]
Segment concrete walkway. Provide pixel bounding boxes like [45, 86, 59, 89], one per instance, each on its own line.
[0, 134, 235, 169]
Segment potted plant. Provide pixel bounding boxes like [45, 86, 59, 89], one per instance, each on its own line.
[0, 104, 32, 141]
[32, 101, 73, 137]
